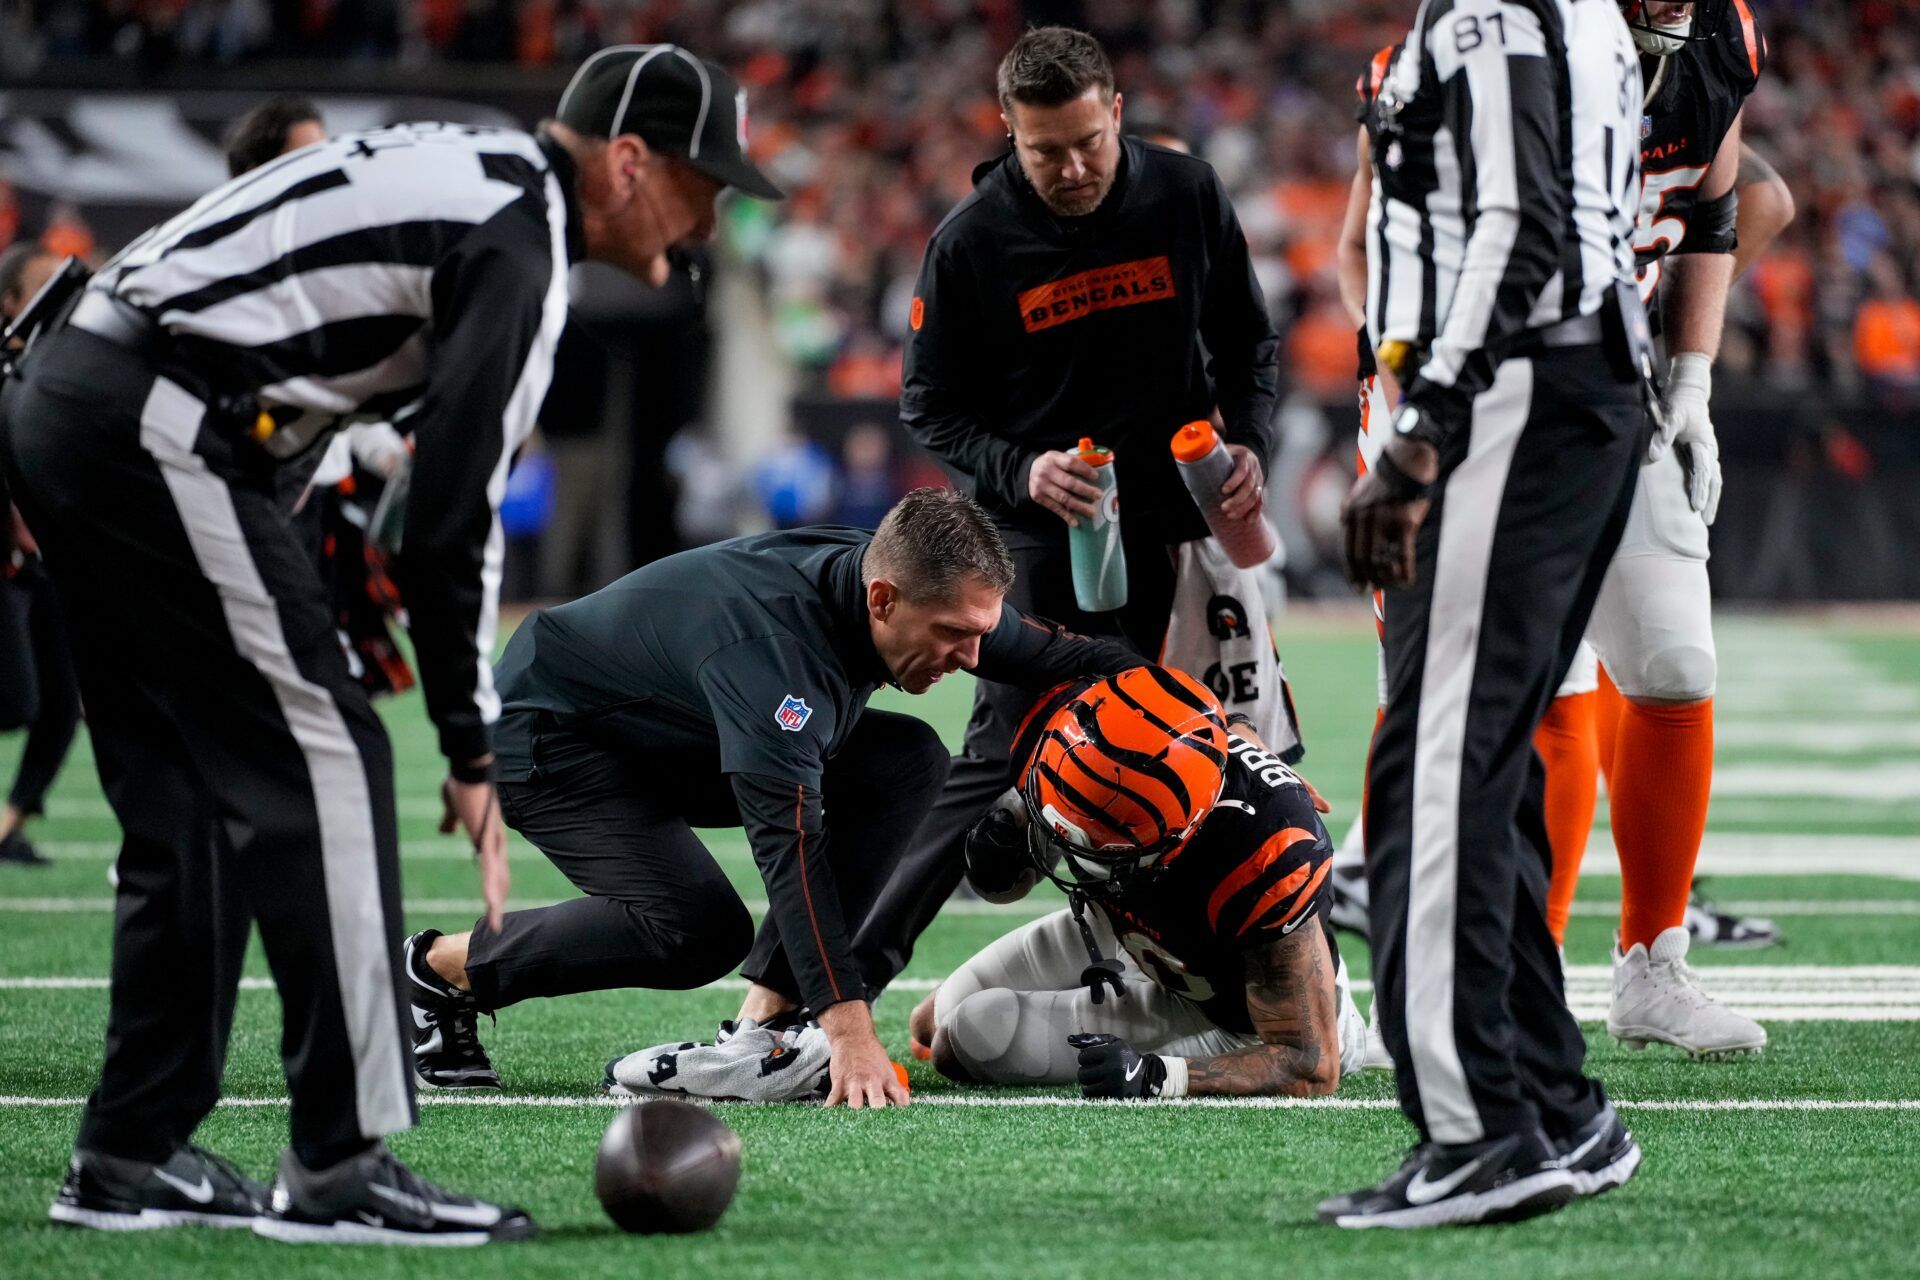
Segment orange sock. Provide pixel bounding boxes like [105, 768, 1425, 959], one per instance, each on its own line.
[1611, 697, 1714, 950]
[1594, 665, 1626, 785]
[1535, 693, 1600, 945]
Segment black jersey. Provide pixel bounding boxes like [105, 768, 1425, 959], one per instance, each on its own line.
[1634, 0, 1767, 299]
[1091, 734, 1335, 1035]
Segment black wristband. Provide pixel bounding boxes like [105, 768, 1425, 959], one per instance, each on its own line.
[1372, 447, 1432, 504]
[449, 756, 496, 785]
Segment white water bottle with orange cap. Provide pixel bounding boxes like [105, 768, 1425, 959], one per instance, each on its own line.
[1066, 437, 1128, 613]
[1171, 420, 1276, 569]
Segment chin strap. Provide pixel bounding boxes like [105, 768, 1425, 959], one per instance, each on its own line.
[1068, 891, 1128, 1005]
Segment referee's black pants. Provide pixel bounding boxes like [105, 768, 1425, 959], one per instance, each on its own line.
[467, 709, 948, 1007]
[0, 329, 415, 1165]
[847, 527, 1173, 993]
[1365, 350, 1642, 1148]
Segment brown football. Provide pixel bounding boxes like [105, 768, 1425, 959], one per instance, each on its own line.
[593, 1100, 743, 1234]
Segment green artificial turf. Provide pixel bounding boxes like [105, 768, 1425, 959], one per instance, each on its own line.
[1, 611, 1916, 1277]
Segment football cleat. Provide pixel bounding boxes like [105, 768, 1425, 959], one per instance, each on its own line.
[1609, 926, 1768, 1058]
[1555, 1102, 1642, 1199]
[1685, 881, 1781, 950]
[404, 929, 501, 1090]
[1317, 1130, 1577, 1229]
[0, 827, 51, 865]
[49, 1144, 266, 1231]
[253, 1143, 535, 1246]
[1328, 861, 1370, 939]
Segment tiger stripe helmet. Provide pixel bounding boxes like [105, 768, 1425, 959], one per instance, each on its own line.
[1021, 666, 1230, 885]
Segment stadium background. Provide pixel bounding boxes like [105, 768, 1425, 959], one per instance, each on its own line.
[4, 0, 1919, 600]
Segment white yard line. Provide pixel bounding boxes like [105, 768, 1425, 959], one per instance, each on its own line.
[0, 1093, 1914, 1113]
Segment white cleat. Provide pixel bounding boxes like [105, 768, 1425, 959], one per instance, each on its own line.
[1607, 926, 1768, 1059]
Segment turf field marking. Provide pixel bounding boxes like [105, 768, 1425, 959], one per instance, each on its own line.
[1715, 720, 1920, 752]
[0, 1094, 1915, 1113]
[1709, 763, 1920, 802]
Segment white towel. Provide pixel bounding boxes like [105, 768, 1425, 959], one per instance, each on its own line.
[1159, 537, 1302, 761]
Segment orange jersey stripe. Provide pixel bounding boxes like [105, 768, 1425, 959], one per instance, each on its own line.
[1732, 0, 1759, 76]
[1369, 45, 1393, 97]
[1265, 860, 1333, 934]
[1206, 827, 1318, 932]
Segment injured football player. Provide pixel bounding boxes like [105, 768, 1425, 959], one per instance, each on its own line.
[908, 666, 1369, 1098]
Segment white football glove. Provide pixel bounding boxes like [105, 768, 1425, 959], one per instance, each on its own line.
[1648, 351, 1723, 525]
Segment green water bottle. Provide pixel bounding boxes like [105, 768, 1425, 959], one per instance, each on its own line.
[1068, 437, 1128, 613]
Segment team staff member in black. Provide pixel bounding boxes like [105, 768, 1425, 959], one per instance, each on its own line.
[404, 489, 1140, 1108]
[876, 25, 1280, 991]
[1324, 0, 1651, 1228]
[0, 45, 782, 1244]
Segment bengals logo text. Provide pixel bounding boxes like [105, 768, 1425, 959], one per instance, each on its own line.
[1019, 256, 1175, 333]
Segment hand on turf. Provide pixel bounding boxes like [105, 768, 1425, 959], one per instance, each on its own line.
[1216, 444, 1266, 522]
[819, 1001, 910, 1109]
[441, 775, 509, 931]
[1069, 1033, 1168, 1100]
[1340, 436, 1436, 591]
[1028, 450, 1102, 527]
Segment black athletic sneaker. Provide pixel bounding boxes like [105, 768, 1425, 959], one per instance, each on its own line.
[49, 1144, 266, 1231]
[253, 1143, 535, 1246]
[404, 929, 501, 1089]
[0, 828, 51, 866]
[1556, 1102, 1642, 1198]
[1317, 1130, 1577, 1228]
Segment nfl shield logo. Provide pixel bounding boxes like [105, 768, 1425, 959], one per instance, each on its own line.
[774, 694, 813, 733]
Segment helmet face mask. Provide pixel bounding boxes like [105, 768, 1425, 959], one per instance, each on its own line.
[1620, 1, 1727, 57]
[1016, 667, 1231, 898]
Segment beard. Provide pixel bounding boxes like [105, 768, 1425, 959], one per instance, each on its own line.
[1036, 173, 1113, 218]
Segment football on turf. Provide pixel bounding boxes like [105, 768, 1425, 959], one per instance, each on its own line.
[594, 1100, 743, 1234]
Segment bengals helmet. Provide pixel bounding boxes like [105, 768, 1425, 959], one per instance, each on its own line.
[1019, 666, 1230, 888]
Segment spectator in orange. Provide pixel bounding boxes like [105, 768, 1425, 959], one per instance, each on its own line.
[1854, 252, 1920, 405]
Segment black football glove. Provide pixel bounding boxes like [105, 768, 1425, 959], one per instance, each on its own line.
[1069, 1033, 1168, 1100]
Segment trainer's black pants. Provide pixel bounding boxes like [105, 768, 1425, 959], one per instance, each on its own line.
[468, 708, 949, 1008]
[0, 556, 82, 817]
[845, 527, 1174, 993]
[1366, 350, 1641, 1147]
[0, 329, 415, 1164]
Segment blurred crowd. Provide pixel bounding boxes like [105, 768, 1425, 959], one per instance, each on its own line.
[10, 0, 1914, 403]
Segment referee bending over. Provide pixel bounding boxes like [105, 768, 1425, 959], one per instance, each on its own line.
[1324, 0, 1652, 1227]
[0, 46, 780, 1245]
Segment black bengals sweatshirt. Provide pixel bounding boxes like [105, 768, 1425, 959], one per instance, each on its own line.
[900, 138, 1279, 546]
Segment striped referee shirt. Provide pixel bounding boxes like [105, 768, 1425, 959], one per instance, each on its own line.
[90, 122, 581, 764]
[1364, 0, 1641, 429]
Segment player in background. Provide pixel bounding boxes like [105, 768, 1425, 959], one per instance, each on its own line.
[908, 666, 1368, 1097]
[1330, 1, 1796, 1057]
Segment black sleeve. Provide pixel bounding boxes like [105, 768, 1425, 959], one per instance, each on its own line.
[1400, 3, 1569, 435]
[898, 237, 1035, 509]
[396, 198, 566, 764]
[970, 602, 1144, 691]
[697, 637, 842, 786]
[1197, 170, 1280, 464]
[731, 771, 861, 1012]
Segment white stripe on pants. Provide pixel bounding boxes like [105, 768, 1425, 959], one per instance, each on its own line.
[137, 376, 411, 1138]
[1405, 358, 1535, 1144]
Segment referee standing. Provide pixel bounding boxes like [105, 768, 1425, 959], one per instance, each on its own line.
[1322, 0, 1652, 1227]
[0, 45, 781, 1245]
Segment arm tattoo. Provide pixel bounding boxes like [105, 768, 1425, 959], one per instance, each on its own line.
[1736, 142, 1782, 192]
[1183, 927, 1340, 1097]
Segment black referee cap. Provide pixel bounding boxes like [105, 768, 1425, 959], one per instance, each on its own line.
[557, 45, 784, 200]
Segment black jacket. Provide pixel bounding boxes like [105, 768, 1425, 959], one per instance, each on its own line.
[900, 139, 1279, 546]
[492, 527, 1140, 1011]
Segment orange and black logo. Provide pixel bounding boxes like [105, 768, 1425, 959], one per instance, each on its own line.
[1018, 256, 1175, 334]
[910, 296, 925, 331]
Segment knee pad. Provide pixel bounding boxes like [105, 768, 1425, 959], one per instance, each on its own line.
[943, 988, 1068, 1085]
[1632, 645, 1716, 702]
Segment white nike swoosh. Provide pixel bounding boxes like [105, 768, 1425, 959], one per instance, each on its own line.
[1404, 1154, 1487, 1205]
[1124, 1060, 1144, 1082]
[1555, 1127, 1606, 1168]
[411, 1006, 434, 1029]
[152, 1167, 215, 1204]
[1280, 915, 1309, 935]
